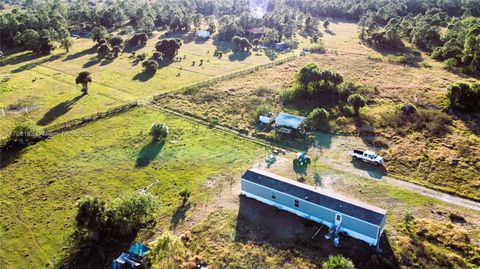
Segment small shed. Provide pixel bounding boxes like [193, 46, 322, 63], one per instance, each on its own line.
[196, 30, 211, 38]
[241, 168, 387, 247]
[259, 112, 275, 124]
[275, 112, 306, 130]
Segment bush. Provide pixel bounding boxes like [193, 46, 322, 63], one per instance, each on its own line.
[341, 105, 355, 117]
[308, 108, 330, 130]
[152, 51, 163, 62]
[310, 44, 326, 53]
[447, 82, 480, 113]
[443, 58, 458, 71]
[322, 255, 355, 269]
[9, 121, 38, 144]
[107, 192, 157, 236]
[255, 104, 274, 119]
[150, 123, 168, 141]
[179, 189, 191, 203]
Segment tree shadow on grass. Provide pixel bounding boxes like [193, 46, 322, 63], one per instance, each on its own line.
[264, 49, 278, 61]
[228, 51, 251, 61]
[132, 71, 155, 82]
[135, 140, 165, 168]
[170, 201, 192, 229]
[235, 196, 400, 269]
[83, 58, 99, 68]
[63, 46, 97, 62]
[10, 54, 63, 73]
[57, 231, 137, 269]
[37, 93, 85, 126]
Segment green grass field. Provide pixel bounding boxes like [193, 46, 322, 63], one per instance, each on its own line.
[0, 106, 264, 268]
[0, 30, 294, 137]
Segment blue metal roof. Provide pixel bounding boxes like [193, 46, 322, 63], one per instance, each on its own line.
[242, 168, 386, 226]
[275, 112, 307, 129]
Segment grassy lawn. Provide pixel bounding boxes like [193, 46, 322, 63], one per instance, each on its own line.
[0, 106, 264, 268]
[0, 29, 294, 137]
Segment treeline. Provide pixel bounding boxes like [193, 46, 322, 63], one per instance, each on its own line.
[285, 0, 480, 21]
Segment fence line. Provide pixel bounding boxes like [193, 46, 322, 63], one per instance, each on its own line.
[1, 54, 297, 148]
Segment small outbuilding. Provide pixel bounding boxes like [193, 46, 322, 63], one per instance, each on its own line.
[274, 112, 306, 135]
[196, 30, 211, 38]
[241, 168, 387, 247]
[274, 42, 288, 51]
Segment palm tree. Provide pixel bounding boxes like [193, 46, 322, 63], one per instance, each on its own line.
[348, 94, 366, 116]
[76, 71, 92, 94]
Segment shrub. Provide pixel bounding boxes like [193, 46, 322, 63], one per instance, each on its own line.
[75, 196, 106, 236]
[308, 108, 330, 130]
[322, 255, 355, 269]
[341, 105, 355, 117]
[310, 44, 326, 53]
[443, 58, 458, 71]
[254, 87, 274, 97]
[152, 51, 163, 62]
[179, 189, 191, 204]
[150, 123, 168, 141]
[255, 104, 274, 119]
[9, 121, 38, 144]
[447, 82, 480, 113]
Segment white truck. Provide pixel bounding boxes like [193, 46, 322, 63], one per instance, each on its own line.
[350, 149, 384, 166]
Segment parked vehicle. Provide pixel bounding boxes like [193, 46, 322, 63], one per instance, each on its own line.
[350, 149, 384, 166]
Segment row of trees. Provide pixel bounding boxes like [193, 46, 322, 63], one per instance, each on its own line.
[1, 4, 72, 53]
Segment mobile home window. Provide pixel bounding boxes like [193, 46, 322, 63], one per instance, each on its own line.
[271, 192, 276, 200]
[294, 199, 299, 208]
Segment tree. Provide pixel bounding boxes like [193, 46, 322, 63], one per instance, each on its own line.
[322, 255, 355, 269]
[112, 46, 122, 57]
[60, 37, 73, 52]
[179, 188, 191, 204]
[15, 29, 40, 51]
[109, 36, 124, 48]
[152, 51, 163, 62]
[138, 15, 154, 34]
[75, 196, 106, 238]
[447, 82, 480, 112]
[91, 26, 108, 43]
[155, 38, 182, 59]
[252, 39, 260, 50]
[232, 36, 252, 52]
[129, 32, 148, 46]
[308, 108, 330, 130]
[323, 19, 330, 30]
[142, 60, 159, 75]
[97, 44, 109, 58]
[107, 192, 157, 236]
[348, 94, 366, 116]
[76, 71, 92, 94]
[150, 122, 168, 140]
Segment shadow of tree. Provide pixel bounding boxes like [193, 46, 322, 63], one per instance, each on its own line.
[263, 49, 278, 61]
[235, 196, 400, 269]
[132, 71, 155, 82]
[37, 94, 85, 126]
[170, 201, 191, 229]
[325, 29, 336, 36]
[83, 58, 99, 68]
[135, 140, 165, 168]
[228, 51, 251, 61]
[10, 54, 63, 73]
[57, 231, 137, 269]
[63, 47, 97, 62]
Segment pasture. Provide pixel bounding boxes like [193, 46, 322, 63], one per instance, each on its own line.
[153, 21, 480, 200]
[0, 29, 295, 137]
[0, 106, 263, 268]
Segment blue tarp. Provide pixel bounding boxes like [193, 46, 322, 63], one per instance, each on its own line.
[275, 112, 306, 129]
[128, 242, 149, 258]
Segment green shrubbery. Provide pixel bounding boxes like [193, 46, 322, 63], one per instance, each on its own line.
[75, 193, 157, 240]
[447, 82, 480, 113]
[308, 108, 329, 130]
[9, 121, 39, 144]
[321, 255, 355, 269]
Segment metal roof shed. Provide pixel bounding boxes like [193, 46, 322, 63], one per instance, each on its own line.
[275, 112, 306, 129]
[241, 168, 387, 247]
